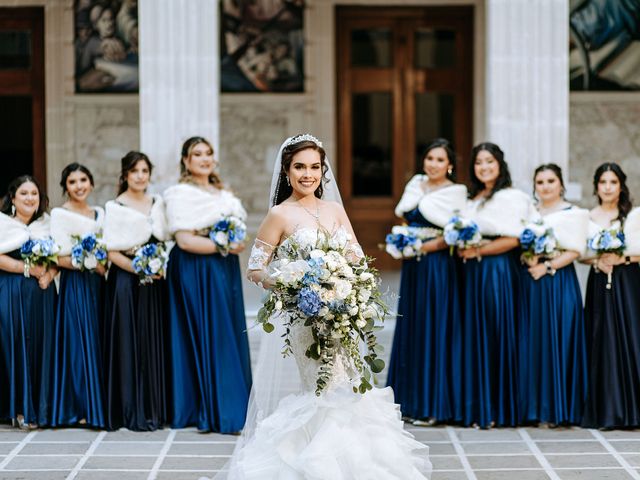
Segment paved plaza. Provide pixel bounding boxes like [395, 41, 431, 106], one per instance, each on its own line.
[2, 424, 640, 479]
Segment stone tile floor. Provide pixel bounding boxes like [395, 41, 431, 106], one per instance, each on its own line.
[2, 424, 640, 479]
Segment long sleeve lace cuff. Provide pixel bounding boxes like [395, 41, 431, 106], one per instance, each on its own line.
[247, 238, 276, 287]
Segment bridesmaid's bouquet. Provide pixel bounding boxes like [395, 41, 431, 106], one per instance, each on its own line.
[132, 242, 169, 285]
[70, 233, 107, 271]
[443, 214, 482, 255]
[519, 220, 558, 262]
[383, 225, 441, 260]
[588, 222, 626, 290]
[257, 228, 388, 396]
[20, 237, 60, 277]
[209, 215, 247, 256]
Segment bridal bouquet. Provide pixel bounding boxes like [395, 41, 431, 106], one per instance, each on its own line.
[588, 222, 626, 289]
[519, 220, 558, 262]
[209, 215, 247, 256]
[257, 229, 388, 396]
[70, 233, 108, 271]
[20, 237, 60, 277]
[443, 214, 482, 255]
[132, 242, 169, 285]
[383, 225, 442, 260]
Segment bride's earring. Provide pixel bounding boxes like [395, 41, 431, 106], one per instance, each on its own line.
[286, 176, 290, 186]
[11, 203, 16, 216]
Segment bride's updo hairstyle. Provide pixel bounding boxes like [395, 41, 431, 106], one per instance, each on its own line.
[272, 135, 329, 206]
[118, 151, 153, 195]
[179, 136, 224, 188]
[593, 162, 632, 223]
[468, 141, 512, 201]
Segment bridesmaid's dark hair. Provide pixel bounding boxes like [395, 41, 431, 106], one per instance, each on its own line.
[1, 175, 48, 223]
[419, 138, 457, 181]
[179, 136, 224, 188]
[468, 142, 512, 201]
[533, 163, 565, 198]
[273, 138, 329, 206]
[60, 163, 94, 195]
[118, 151, 153, 195]
[593, 162, 632, 223]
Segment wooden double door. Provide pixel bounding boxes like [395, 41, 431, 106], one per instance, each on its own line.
[336, 6, 473, 269]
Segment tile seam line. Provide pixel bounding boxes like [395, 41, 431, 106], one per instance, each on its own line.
[0, 431, 37, 470]
[446, 426, 478, 480]
[65, 430, 107, 480]
[147, 428, 177, 480]
[590, 429, 640, 480]
[519, 429, 562, 480]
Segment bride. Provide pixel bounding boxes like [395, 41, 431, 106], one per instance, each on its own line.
[219, 134, 431, 479]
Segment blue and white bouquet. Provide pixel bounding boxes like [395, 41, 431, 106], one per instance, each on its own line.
[20, 237, 60, 277]
[257, 229, 388, 396]
[209, 215, 247, 256]
[519, 220, 558, 262]
[443, 214, 482, 255]
[70, 233, 107, 271]
[588, 222, 626, 289]
[383, 225, 441, 260]
[132, 242, 169, 285]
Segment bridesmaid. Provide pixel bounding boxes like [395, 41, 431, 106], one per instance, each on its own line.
[457, 142, 534, 428]
[102, 152, 169, 431]
[0, 176, 57, 427]
[581, 162, 640, 429]
[48, 163, 105, 427]
[387, 138, 466, 425]
[164, 136, 251, 433]
[518, 164, 588, 426]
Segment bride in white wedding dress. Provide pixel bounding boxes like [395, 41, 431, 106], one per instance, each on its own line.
[218, 134, 431, 479]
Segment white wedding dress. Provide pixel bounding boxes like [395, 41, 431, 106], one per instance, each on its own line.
[223, 228, 431, 480]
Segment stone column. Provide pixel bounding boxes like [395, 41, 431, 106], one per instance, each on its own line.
[485, 0, 569, 190]
[138, 0, 219, 192]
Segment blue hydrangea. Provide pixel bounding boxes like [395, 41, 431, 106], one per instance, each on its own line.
[82, 234, 97, 252]
[520, 228, 535, 248]
[600, 231, 612, 249]
[298, 287, 322, 316]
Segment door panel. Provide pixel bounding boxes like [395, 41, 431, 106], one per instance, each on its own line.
[336, 6, 473, 269]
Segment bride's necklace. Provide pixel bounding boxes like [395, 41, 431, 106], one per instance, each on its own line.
[297, 198, 320, 222]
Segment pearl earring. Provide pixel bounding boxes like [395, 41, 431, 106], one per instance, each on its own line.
[286, 176, 290, 186]
[447, 167, 453, 175]
[11, 204, 16, 216]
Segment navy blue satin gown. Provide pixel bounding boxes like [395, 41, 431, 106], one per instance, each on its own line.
[582, 263, 640, 429]
[167, 246, 252, 433]
[46, 269, 105, 427]
[462, 248, 520, 428]
[103, 263, 168, 431]
[0, 250, 56, 425]
[387, 208, 462, 422]
[518, 263, 587, 425]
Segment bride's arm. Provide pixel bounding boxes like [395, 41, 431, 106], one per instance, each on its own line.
[246, 208, 287, 288]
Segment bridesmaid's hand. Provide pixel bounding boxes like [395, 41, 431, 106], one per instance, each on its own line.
[523, 255, 539, 268]
[230, 243, 246, 255]
[95, 263, 107, 276]
[457, 247, 480, 261]
[595, 257, 614, 274]
[528, 263, 546, 280]
[29, 264, 46, 279]
[38, 271, 53, 290]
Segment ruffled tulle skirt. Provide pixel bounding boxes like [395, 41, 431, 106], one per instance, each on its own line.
[518, 264, 587, 425]
[230, 386, 431, 479]
[0, 271, 56, 425]
[167, 247, 251, 433]
[387, 250, 462, 422]
[582, 263, 640, 429]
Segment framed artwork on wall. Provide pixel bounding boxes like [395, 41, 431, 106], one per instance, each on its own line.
[221, 0, 304, 93]
[74, 0, 139, 93]
[570, 0, 640, 91]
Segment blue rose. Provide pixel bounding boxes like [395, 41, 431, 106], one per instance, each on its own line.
[520, 229, 535, 248]
[142, 243, 158, 257]
[601, 231, 612, 250]
[617, 232, 626, 245]
[21, 239, 35, 255]
[95, 248, 107, 262]
[534, 235, 547, 254]
[298, 287, 322, 316]
[215, 218, 230, 231]
[444, 229, 459, 245]
[71, 243, 84, 260]
[82, 234, 97, 252]
[459, 226, 477, 242]
[132, 257, 144, 273]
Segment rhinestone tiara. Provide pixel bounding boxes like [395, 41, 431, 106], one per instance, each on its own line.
[283, 133, 323, 148]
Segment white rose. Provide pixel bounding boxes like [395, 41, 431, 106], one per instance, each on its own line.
[320, 288, 336, 303]
[334, 279, 353, 300]
[318, 306, 329, 317]
[275, 300, 283, 310]
[71, 257, 82, 269]
[402, 246, 415, 257]
[84, 254, 98, 270]
[362, 305, 376, 319]
[355, 318, 367, 328]
[214, 231, 229, 246]
[148, 258, 163, 273]
[32, 243, 42, 255]
[348, 305, 359, 316]
[358, 289, 371, 303]
[359, 272, 374, 282]
[309, 249, 325, 259]
[385, 244, 402, 259]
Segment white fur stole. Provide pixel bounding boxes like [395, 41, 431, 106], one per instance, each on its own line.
[544, 207, 589, 256]
[51, 207, 105, 256]
[164, 183, 247, 234]
[394, 175, 426, 218]
[624, 207, 640, 255]
[395, 176, 468, 227]
[0, 213, 52, 255]
[465, 188, 536, 238]
[103, 195, 169, 251]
